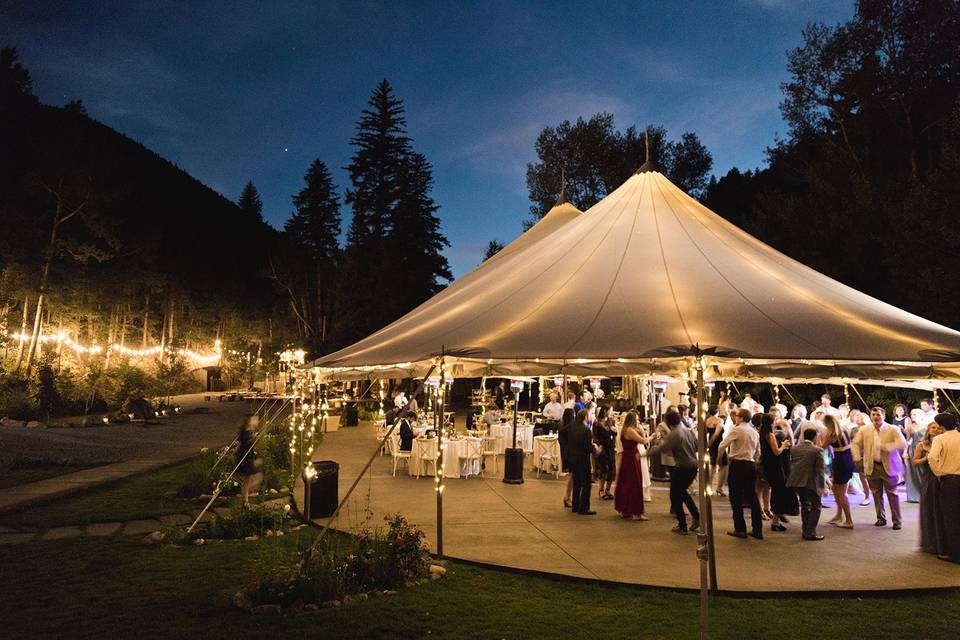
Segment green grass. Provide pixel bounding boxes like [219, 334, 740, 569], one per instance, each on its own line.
[0, 458, 222, 528]
[0, 462, 102, 489]
[0, 532, 958, 639]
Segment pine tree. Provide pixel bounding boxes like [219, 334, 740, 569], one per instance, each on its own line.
[389, 152, 451, 310]
[238, 181, 263, 222]
[285, 159, 341, 348]
[482, 240, 504, 262]
[338, 79, 449, 345]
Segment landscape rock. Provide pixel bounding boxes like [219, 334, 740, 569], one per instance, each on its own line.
[192, 538, 206, 546]
[243, 535, 260, 541]
[303, 603, 319, 612]
[26, 421, 44, 428]
[251, 604, 282, 616]
[1, 417, 26, 428]
[357, 593, 369, 602]
[321, 600, 341, 609]
[341, 594, 354, 606]
[142, 531, 165, 545]
[429, 564, 447, 576]
[232, 592, 253, 612]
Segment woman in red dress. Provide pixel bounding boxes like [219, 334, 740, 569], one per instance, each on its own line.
[615, 411, 653, 520]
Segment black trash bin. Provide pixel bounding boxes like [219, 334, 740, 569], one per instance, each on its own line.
[344, 402, 359, 427]
[303, 460, 339, 520]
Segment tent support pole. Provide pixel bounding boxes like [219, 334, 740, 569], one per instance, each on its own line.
[436, 350, 445, 559]
[694, 355, 711, 639]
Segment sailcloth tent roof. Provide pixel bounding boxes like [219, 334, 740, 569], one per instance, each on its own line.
[314, 169, 960, 385]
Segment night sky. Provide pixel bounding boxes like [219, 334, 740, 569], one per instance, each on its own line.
[2, 0, 853, 278]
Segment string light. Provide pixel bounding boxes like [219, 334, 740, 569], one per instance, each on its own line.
[6, 331, 222, 364]
[933, 389, 940, 412]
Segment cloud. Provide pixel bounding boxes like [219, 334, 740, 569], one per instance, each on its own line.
[31, 36, 195, 137]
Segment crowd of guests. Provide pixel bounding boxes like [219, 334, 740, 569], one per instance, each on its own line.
[552, 389, 960, 563]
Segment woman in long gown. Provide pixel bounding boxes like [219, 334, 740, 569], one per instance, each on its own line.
[615, 411, 652, 520]
[904, 410, 925, 503]
[914, 420, 945, 555]
[559, 408, 576, 509]
[760, 413, 798, 531]
[593, 405, 616, 500]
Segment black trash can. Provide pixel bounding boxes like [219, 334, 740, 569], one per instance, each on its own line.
[303, 460, 339, 519]
[344, 402, 359, 427]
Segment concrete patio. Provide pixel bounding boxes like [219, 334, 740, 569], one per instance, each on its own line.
[299, 420, 960, 593]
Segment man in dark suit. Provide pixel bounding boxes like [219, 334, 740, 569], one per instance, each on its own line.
[567, 408, 598, 515]
[787, 427, 826, 540]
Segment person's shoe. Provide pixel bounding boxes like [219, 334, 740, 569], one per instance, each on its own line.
[860, 498, 871, 506]
[938, 554, 953, 562]
[563, 498, 572, 509]
[802, 534, 825, 541]
[892, 522, 902, 530]
[636, 514, 649, 521]
[727, 531, 748, 539]
[827, 515, 842, 525]
[780, 516, 791, 524]
[875, 518, 887, 527]
[689, 519, 700, 532]
[671, 525, 688, 535]
[837, 521, 854, 529]
[579, 510, 597, 515]
[770, 524, 787, 532]
[749, 531, 764, 540]
[716, 490, 726, 497]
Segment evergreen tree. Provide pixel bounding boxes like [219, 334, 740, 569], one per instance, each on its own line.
[238, 181, 263, 222]
[389, 152, 451, 310]
[285, 159, 341, 348]
[482, 240, 504, 262]
[338, 79, 449, 345]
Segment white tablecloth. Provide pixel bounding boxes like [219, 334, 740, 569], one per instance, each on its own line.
[409, 437, 481, 478]
[491, 424, 533, 452]
[532, 435, 561, 473]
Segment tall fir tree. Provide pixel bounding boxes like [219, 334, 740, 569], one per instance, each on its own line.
[238, 181, 263, 222]
[338, 79, 450, 345]
[285, 159, 341, 349]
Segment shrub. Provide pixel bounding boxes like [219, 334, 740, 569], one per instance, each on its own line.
[0, 374, 36, 420]
[248, 513, 430, 607]
[205, 501, 291, 539]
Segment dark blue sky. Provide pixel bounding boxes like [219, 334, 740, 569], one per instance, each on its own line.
[2, 0, 852, 278]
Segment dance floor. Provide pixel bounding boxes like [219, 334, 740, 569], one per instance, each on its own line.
[296, 421, 960, 592]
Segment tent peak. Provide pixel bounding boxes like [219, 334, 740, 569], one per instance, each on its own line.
[635, 126, 659, 174]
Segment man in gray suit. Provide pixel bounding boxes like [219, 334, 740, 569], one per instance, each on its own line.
[787, 427, 826, 541]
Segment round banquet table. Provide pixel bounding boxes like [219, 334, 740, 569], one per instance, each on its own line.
[491, 423, 534, 452]
[409, 437, 481, 478]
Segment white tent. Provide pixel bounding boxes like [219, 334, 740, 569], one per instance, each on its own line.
[313, 168, 960, 387]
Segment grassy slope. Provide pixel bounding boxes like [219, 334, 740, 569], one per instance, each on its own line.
[0, 459, 216, 528]
[1, 532, 957, 640]
[0, 463, 101, 490]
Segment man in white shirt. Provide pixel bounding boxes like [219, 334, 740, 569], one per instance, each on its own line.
[919, 399, 937, 428]
[817, 393, 840, 418]
[394, 391, 408, 410]
[852, 406, 907, 529]
[928, 412, 960, 562]
[718, 407, 764, 539]
[562, 391, 576, 411]
[542, 392, 564, 422]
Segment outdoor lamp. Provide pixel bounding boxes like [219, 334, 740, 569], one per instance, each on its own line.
[503, 379, 526, 485]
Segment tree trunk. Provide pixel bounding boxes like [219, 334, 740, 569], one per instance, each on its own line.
[14, 295, 29, 371]
[142, 290, 150, 348]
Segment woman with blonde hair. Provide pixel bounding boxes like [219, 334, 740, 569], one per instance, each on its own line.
[824, 414, 854, 528]
[914, 418, 946, 555]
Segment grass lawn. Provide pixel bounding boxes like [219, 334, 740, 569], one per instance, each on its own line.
[0, 457, 292, 529]
[0, 462, 102, 489]
[1, 530, 958, 640]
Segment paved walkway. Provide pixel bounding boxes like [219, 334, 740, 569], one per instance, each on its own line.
[298, 421, 960, 593]
[0, 393, 265, 513]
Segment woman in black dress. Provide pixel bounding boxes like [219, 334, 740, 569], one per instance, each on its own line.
[760, 413, 797, 531]
[914, 420, 945, 555]
[593, 405, 617, 500]
[824, 414, 854, 528]
[559, 408, 575, 508]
